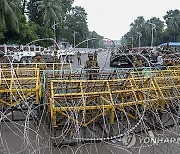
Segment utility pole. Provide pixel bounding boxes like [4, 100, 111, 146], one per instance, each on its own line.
[73, 31, 77, 48]
[149, 23, 156, 47]
[137, 32, 142, 52]
[52, 22, 60, 42]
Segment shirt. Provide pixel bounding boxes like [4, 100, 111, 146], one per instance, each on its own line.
[156, 56, 163, 65]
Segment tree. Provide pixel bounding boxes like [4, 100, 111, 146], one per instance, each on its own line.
[145, 17, 164, 46]
[88, 31, 104, 48]
[56, 6, 89, 47]
[163, 9, 180, 24]
[163, 10, 180, 42]
[61, 0, 74, 14]
[123, 16, 165, 47]
[33, 0, 62, 27]
[0, 0, 20, 32]
[124, 16, 146, 47]
[67, 6, 89, 47]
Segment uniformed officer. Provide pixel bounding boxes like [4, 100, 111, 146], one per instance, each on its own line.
[94, 51, 98, 61]
[77, 51, 81, 65]
[32, 52, 47, 70]
[133, 56, 143, 68]
[126, 43, 132, 51]
[165, 43, 170, 50]
[84, 52, 99, 79]
[53, 50, 59, 63]
[52, 50, 60, 69]
[84, 53, 99, 69]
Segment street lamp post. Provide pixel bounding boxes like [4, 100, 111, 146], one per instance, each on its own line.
[149, 23, 156, 47]
[73, 31, 77, 48]
[137, 32, 142, 52]
[52, 22, 60, 42]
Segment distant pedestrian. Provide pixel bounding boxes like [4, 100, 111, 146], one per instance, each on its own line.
[77, 51, 81, 65]
[94, 51, 98, 61]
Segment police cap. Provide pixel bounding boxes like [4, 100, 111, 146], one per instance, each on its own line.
[35, 52, 41, 56]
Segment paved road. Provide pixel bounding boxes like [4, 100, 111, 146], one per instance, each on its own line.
[1, 119, 179, 154]
[71, 50, 112, 70]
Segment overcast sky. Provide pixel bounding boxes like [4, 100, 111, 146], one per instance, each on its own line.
[73, 0, 180, 40]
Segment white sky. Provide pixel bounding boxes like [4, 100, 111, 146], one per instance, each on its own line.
[73, 0, 180, 40]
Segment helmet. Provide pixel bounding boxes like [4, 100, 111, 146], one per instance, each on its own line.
[35, 52, 41, 56]
[88, 52, 93, 57]
[0, 51, 5, 57]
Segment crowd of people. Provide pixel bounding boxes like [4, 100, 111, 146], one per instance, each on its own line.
[117, 43, 180, 68]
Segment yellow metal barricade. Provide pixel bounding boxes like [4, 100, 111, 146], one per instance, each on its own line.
[48, 67, 180, 128]
[0, 68, 41, 106]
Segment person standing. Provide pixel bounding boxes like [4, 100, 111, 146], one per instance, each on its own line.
[94, 51, 98, 61]
[77, 51, 81, 65]
[32, 52, 47, 70]
[133, 56, 143, 68]
[84, 52, 99, 79]
[155, 52, 164, 67]
[53, 50, 59, 63]
[53, 50, 60, 69]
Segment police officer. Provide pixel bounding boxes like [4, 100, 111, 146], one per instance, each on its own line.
[32, 52, 47, 70]
[84, 52, 99, 79]
[165, 43, 170, 50]
[52, 50, 60, 69]
[94, 51, 98, 61]
[84, 53, 99, 69]
[126, 43, 132, 52]
[77, 51, 81, 65]
[133, 56, 143, 68]
[53, 50, 59, 63]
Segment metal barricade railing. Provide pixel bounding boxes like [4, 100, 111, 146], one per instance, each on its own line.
[0, 68, 41, 106]
[47, 66, 180, 128]
[0, 62, 72, 71]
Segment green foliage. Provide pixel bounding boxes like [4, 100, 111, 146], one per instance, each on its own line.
[0, 0, 103, 47]
[27, 0, 44, 25]
[88, 31, 104, 48]
[1, 0, 179, 48]
[55, 6, 89, 47]
[33, 0, 62, 27]
[163, 9, 180, 24]
[123, 9, 180, 47]
[0, 0, 20, 32]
